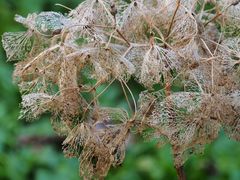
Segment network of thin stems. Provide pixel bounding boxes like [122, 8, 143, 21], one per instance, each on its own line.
[2, 0, 240, 179]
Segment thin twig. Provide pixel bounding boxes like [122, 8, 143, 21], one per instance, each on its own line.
[116, 29, 131, 46]
[166, 0, 181, 38]
[82, 75, 109, 93]
[120, 78, 137, 119]
[22, 45, 60, 73]
[204, 12, 222, 27]
[200, 38, 215, 92]
[140, 97, 157, 125]
[55, 3, 72, 11]
[204, 0, 240, 27]
[119, 80, 134, 114]
[81, 78, 116, 121]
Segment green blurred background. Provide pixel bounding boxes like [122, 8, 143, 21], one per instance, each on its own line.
[0, 0, 239, 179]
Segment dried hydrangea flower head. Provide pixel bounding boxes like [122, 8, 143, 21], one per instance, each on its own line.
[2, 0, 240, 179]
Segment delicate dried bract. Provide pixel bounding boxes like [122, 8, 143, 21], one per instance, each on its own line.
[34, 12, 68, 36]
[63, 107, 130, 179]
[88, 44, 135, 82]
[119, 1, 150, 43]
[218, 0, 240, 25]
[137, 91, 240, 167]
[20, 93, 53, 121]
[140, 45, 178, 88]
[2, 31, 33, 61]
[169, 7, 198, 47]
[2, 0, 240, 179]
[15, 11, 68, 36]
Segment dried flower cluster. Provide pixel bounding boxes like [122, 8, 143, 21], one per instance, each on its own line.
[2, 0, 240, 179]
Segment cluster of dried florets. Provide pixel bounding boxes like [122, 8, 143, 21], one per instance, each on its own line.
[2, 0, 240, 179]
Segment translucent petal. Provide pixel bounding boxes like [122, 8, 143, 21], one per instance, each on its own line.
[2, 31, 33, 61]
[19, 93, 53, 121]
[34, 11, 67, 36]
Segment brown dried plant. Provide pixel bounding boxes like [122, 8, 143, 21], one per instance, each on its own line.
[2, 0, 240, 179]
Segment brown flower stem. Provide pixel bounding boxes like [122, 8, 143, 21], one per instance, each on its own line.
[176, 166, 187, 180]
[81, 78, 116, 122]
[120, 80, 134, 114]
[18, 135, 64, 148]
[204, 12, 222, 27]
[166, 0, 181, 38]
[165, 81, 171, 97]
[116, 28, 131, 47]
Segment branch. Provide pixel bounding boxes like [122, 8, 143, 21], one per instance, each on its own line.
[116, 29, 131, 46]
[17, 135, 65, 149]
[175, 166, 187, 180]
[204, 12, 222, 27]
[166, 0, 181, 38]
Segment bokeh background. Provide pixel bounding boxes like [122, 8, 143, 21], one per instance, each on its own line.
[0, 0, 239, 179]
